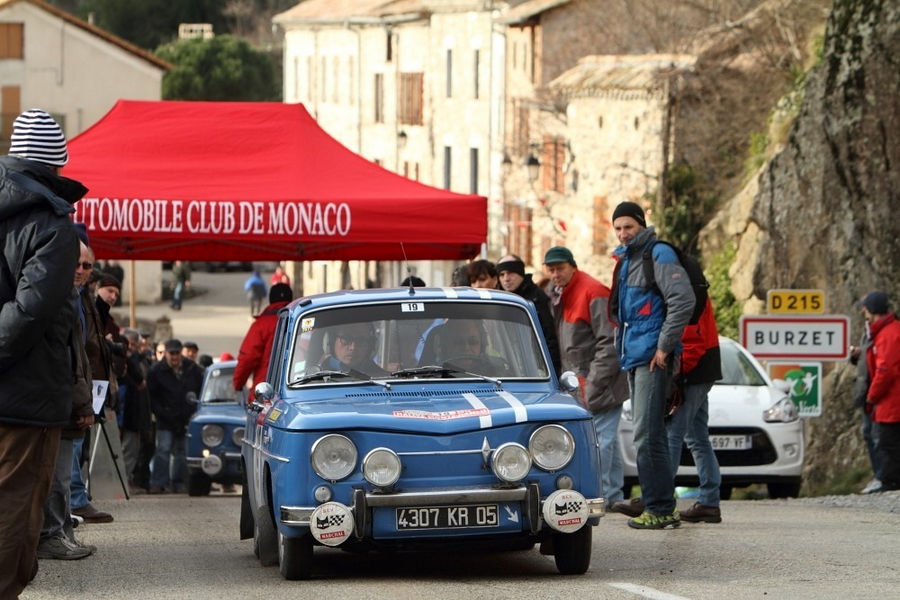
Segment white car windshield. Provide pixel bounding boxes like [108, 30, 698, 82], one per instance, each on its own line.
[717, 340, 767, 386]
[288, 301, 550, 385]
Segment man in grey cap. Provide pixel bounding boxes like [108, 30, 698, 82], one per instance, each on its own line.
[0, 109, 87, 594]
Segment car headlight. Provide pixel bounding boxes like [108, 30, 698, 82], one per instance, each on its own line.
[310, 434, 358, 481]
[763, 396, 799, 423]
[201, 424, 225, 447]
[232, 427, 245, 447]
[529, 424, 575, 471]
[491, 442, 531, 483]
[362, 447, 401, 487]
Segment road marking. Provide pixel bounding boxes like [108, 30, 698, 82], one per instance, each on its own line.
[608, 582, 691, 600]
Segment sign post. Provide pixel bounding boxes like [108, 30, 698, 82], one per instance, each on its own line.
[739, 315, 850, 360]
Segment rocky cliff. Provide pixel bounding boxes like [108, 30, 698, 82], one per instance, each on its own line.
[707, 0, 900, 492]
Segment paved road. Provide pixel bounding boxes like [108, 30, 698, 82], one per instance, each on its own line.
[20, 492, 900, 600]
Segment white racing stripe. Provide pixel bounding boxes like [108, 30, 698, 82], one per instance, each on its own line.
[441, 287, 458, 298]
[497, 390, 528, 423]
[608, 582, 692, 600]
[476, 288, 492, 299]
[462, 393, 492, 428]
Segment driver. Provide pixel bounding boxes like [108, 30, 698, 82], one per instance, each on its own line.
[318, 323, 388, 377]
[437, 320, 506, 375]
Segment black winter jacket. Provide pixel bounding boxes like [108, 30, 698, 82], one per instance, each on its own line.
[0, 156, 86, 426]
[147, 358, 204, 432]
[512, 274, 562, 375]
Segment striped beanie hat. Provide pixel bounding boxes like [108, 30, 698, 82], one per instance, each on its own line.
[9, 109, 69, 167]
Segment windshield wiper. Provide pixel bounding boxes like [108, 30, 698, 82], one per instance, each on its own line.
[289, 370, 351, 385]
[392, 364, 503, 389]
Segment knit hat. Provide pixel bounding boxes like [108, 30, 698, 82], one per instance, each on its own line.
[96, 273, 121, 290]
[401, 275, 426, 287]
[543, 246, 577, 267]
[164, 338, 183, 353]
[611, 201, 646, 227]
[496, 258, 526, 277]
[269, 282, 293, 303]
[860, 290, 889, 315]
[9, 109, 69, 167]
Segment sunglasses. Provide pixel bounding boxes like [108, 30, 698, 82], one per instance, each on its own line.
[337, 335, 369, 345]
[77, 262, 94, 270]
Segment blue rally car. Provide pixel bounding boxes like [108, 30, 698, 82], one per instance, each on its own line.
[240, 287, 604, 580]
[186, 360, 246, 496]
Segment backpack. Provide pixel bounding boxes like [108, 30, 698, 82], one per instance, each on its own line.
[641, 241, 708, 325]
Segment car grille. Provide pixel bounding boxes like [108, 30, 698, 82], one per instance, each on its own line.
[677, 427, 777, 466]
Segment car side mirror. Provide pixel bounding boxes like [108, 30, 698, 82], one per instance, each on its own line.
[559, 371, 579, 393]
[252, 382, 275, 410]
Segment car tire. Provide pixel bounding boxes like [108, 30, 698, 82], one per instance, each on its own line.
[187, 471, 212, 497]
[552, 526, 592, 575]
[278, 529, 313, 580]
[767, 481, 801, 499]
[239, 468, 254, 540]
[255, 506, 278, 567]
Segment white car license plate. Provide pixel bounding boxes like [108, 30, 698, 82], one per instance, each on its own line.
[396, 504, 499, 530]
[710, 435, 752, 450]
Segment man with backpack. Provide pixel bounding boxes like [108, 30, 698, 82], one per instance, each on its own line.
[609, 201, 695, 529]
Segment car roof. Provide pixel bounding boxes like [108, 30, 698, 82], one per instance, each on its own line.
[287, 286, 531, 312]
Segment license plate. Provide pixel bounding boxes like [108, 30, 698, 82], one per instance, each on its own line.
[396, 504, 499, 530]
[711, 435, 752, 450]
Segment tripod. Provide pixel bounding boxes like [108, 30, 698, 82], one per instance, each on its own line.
[87, 410, 131, 501]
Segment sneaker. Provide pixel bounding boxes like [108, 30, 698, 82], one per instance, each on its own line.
[861, 478, 882, 494]
[627, 510, 681, 530]
[680, 502, 722, 523]
[72, 503, 114, 523]
[610, 497, 645, 518]
[36, 535, 93, 560]
[71, 514, 83, 529]
[69, 536, 98, 554]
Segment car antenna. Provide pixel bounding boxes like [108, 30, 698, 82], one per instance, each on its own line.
[400, 242, 416, 296]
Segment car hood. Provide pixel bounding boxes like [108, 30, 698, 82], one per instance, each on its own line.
[267, 387, 589, 434]
[707, 384, 788, 426]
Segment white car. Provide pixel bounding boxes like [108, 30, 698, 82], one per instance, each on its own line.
[618, 336, 804, 499]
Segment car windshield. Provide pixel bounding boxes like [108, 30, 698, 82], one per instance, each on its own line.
[287, 301, 550, 385]
[716, 340, 767, 386]
[201, 366, 242, 403]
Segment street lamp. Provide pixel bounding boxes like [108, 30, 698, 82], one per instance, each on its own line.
[397, 130, 408, 149]
[502, 152, 513, 177]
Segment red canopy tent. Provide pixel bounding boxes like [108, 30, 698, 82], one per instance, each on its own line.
[63, 100, 486, 261]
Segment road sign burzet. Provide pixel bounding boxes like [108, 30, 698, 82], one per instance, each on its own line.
[739, 315, 850, 360]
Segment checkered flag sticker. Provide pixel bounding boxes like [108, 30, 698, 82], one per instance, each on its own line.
[554, 500, 583, 516]
[315, 514, 345, 529]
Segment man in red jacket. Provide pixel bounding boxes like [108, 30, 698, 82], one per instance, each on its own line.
[234, 283, 293, 399]
[862, 290, 900, 492]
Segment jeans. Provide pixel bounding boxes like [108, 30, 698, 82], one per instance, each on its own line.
[862, 407, 883, 480]
[70, 436, 89, 510]
[592, 405, 624, 504]
[151, 428, 187, 490]
[172, 281, 184, 309]
[630, 363, 676, 515]
[42, 438, 75, 540]
[667, 381, 721, 507]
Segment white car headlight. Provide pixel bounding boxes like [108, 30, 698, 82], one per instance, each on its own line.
[232, 427, 245, 447]
[311, 434, 358, 481]
[491, 442, 531, 483]
[201, 424, 225, 447]
[362, 447, 401, 487]
[529, 424, 575, 471]
[763, 396, 799, 423]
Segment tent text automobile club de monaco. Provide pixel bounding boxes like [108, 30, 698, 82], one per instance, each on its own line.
[75, 197, 353, 237]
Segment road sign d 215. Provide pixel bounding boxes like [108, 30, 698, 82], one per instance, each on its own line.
[766, 289, 825, 314]
[739, 315, 850, 360]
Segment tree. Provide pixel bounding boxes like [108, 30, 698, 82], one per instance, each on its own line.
[156, 35, 280, 101]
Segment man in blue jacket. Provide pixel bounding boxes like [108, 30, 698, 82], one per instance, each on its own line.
[0, 109, 85, 596]
[610, 201, 694, 529]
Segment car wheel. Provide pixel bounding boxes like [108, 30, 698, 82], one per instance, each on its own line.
[254, 506, 278, 567]
[278, 529, 313, 580]
[187, 471, 212, 497]
[767, 481, 801, 499]
[239, 470, 254, 540]
[552, 526, 592, 575]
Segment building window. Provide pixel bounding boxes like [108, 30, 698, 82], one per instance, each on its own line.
[443, 146, 452, 190]
[473, 50, 480, 99]
[513, 101, 530, 156]
[445, 49, 453, 98]
[506, 204, 533, 264]
[469, 148, 478, 195]
[386, 31, 393, 62]
[541, 136, 566, 194]
[414, 163, 420, 181]
[374, 74, 384, 123]
[398, 72, 423, 125]
[0, 23, 24, 59]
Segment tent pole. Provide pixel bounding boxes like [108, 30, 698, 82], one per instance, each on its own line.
[129, 260, 137, 329]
